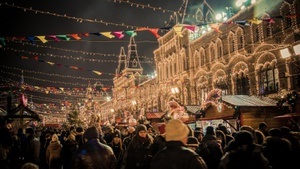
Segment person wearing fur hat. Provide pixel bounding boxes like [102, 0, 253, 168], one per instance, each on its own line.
[121, 124, 154, 169]
[72, 126, 116, 169]
[150, 119, 207, 169]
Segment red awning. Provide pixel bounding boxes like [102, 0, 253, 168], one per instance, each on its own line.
[146, 112, 165, 119]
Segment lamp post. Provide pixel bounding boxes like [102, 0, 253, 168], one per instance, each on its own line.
[171, 87, 180, 102]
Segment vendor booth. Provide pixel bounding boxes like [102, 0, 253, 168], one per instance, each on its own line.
[199, 95, 288, 132]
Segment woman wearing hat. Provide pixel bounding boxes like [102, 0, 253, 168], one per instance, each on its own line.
[121, 124, 154, 169]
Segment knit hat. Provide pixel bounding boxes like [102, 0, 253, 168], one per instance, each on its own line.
[187, 136, 199, 147]
[165, 119, 189, 141]
[76, 126, 84, 133]
[205, 126, 215, 135]
[135, 124, 147, 134]
[83, 127, 99, 140]
[235, 130, 253, 146]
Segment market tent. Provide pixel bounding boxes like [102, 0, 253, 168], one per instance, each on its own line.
[5, 103, 41, 128]
[146, 112, 165, 119]
[185, 105, 201, 114]
[200, 95, 287, 129]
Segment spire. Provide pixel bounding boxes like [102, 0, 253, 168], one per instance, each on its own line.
[20, 70, 25, 92]
[125, 36, 143, 75]
[20, 70, 24, 85]
[116, 47, 127, 76]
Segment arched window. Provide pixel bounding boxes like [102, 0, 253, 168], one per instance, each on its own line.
[281, 4, 292, 30]
[200, 48, 205, 66]
[215, 78, 229, 95]
[204, 49, 209, 65]
[236, 29, 244, 49]
[210, 43, 216, 61]
[259, 65, 279, 95]
[199, 86, 208, 103]
[254, 27, 260, 42]
[228, 34, 235, 53]
[290, 56, 300, 89]
[235, 73, 249, 95]
[216, 39, 223, 58]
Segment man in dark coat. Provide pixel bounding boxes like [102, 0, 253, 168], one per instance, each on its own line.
[72, 126, 116, 169]
[23, 128, 40, 166]
[150, 119, 207, 169]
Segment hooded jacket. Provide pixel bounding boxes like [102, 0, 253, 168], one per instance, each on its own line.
[46, 140, 63, 168]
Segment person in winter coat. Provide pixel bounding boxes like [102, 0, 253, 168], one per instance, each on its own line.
[61, 133, 78, 169]
[219, 130, 270, 169]
[150, 119, 207, 169]
[109, 131, 125, 169]
[72, 126, 116, 169]
[24, 128, 40, 166]
[46, 134, 63, 169]
[121, 124, 154, 169]
[196, 126, 223, 169]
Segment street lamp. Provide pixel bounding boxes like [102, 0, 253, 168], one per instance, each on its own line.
[171, 87, 180, 102]
[280, 44, 300, 89]
[171, 87, 179, 94]
[280, 48, 291, 59]
[293, 44, 300, 55]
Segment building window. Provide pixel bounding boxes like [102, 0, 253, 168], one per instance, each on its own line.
[210, 45, 215, 61]
[284, 13, 292, 29]
[229, 36, 234, 53]
[215, 78, 229, 95]
[200, 87, 208, 103]
[219, 46, 222, 58]
[238, 36, 243, 49]
[255, 27, 260, 42]
[201, 55, 204, 66]
[259, 65, 279, 95]
[235, 73, 249, 95]
[291, 57, 300, 90]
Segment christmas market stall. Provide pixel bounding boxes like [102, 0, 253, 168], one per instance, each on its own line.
[199, 91, 288, 132]
[273, 91, 300, 130]
[5, 94, 41, 130]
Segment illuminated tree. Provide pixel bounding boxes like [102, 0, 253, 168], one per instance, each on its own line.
[67, 110, 84, 127]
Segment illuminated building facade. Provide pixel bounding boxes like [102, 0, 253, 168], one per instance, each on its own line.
[100, 0, 300, 122]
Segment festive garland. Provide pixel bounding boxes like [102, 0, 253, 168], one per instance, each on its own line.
[276, 90, 299, 112]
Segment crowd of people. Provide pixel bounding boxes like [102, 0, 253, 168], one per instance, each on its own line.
[0, 116, 300, 169]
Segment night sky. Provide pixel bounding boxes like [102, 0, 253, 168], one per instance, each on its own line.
[0, 0, 233, 107]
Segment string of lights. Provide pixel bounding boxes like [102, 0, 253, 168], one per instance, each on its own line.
[0, 2, 144, 29]
[0, 65, 113, 82]
[6, 40, 155, 60]
[0, 70, 88, 87]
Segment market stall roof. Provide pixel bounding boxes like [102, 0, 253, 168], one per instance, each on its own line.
[0, 108, 7, 116]
[185, 105, 201, 114]
[222, 95, 278, 107]
[5, 104, 41, 121]
[146, 112, 165, 119]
